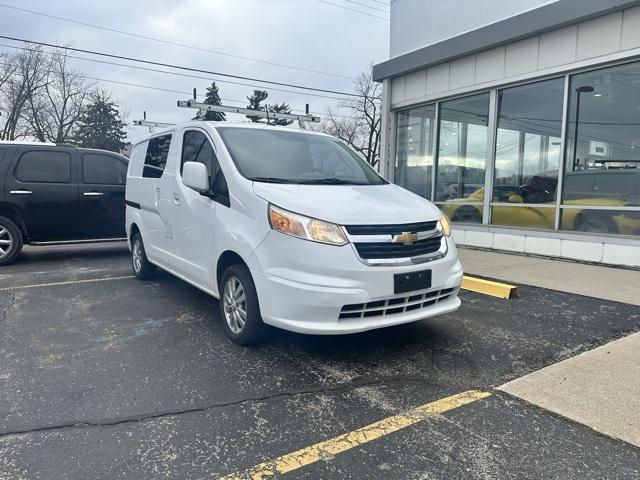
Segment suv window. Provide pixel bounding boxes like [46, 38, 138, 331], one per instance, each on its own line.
[143, 134, 172, 179]
[181, 130, 229, 204]
[0, 149, 5, 163]
[15, 150, 71, 183]
[593, 172, 636, 200]
[83, 153, 127, 185]
[563, 173, 595, 201]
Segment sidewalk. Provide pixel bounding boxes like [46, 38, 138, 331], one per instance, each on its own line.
[458, 248, 640, 306]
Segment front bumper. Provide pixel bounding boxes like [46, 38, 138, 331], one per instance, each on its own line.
[248, 231, 463, 335]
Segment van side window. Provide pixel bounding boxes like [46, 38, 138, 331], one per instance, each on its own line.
[83, 153, 127, 185]
[143, 134, 172, 179]
[15, 150, 71, 183]
[182, 130, 230, 206]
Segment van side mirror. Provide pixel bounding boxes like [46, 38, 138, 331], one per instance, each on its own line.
[182, 161, 209, 192]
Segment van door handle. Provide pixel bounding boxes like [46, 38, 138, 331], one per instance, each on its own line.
[172, 194, 181, 206]
[10, 190, 32, 195]
[83, 192, 104, 197]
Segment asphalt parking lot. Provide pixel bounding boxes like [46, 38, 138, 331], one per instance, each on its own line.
[1, 244, 639, 479]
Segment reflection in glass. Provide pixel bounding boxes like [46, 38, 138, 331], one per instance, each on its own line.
[564, 62, 640, 209]
[561, 208, 640, 235]
[491, 205, 556, 230]
[395, 105, 436, 199]
[493, 78, 564, 207]
[435, 94, 489, 217]
[439, 203, 484, 224]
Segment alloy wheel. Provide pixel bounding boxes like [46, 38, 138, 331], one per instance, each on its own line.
[132, 239, 143, 273]
[0, 224, 13, 260]
[223, 276, 247, 334]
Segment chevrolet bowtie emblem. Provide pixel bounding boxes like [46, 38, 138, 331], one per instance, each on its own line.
[392, 231, 418, 246]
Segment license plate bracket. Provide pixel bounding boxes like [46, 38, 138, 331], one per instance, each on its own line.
[394, 269, 432, 294]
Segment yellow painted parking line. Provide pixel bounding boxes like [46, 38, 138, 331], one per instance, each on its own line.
[461, 275, 519, 299]
[219, 389, 491, 480]
[0, 275, 135, 292]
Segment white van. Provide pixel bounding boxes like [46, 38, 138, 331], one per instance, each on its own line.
[126, 122, 463, 345]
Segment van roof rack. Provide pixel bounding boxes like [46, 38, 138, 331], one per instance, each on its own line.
[177, 100, 321, 126]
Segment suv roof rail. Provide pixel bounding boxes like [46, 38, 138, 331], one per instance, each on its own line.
[55, 143, 79, 148]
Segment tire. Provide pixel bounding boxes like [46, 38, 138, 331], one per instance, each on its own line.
[131, 233, 157, 280]
[219, 263, 266, 346]
[452, 206, 482, 224]
[0, 216, 24, 266]
[575, 214, 617, 234]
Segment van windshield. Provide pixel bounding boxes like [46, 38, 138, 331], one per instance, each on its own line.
[217, 127, 386, 185]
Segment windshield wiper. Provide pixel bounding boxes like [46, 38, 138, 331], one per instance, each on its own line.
[249, 177, 297, 184]
[294, 178, 369, 185]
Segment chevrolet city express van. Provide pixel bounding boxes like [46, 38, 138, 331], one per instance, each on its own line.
[126, 122, 462, 345]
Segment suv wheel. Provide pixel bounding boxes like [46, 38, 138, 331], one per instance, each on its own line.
[220, 264, 266, 346]
[131, 233, 156, 280]
[0, 216, 23, 266]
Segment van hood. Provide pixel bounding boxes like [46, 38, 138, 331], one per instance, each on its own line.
[252, 182, 441, 225]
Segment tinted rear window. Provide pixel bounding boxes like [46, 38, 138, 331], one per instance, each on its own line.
[143, 134, 172, 179]
[83, 153, 128, 185]
[15, 150, 71, 183]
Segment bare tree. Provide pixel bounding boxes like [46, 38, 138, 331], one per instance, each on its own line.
[321, 68, 382, 169]
[27, 49, 94, 143]
[0, 45, 48, 140]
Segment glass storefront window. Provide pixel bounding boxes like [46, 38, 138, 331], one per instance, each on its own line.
[562, 62, 640, 235]
[392, 60, 640, 237]
[561, 208, 640, 235]
[563, 62, 640, 212]
[394, 105, 436, 199]
[435, 94, 489, 225]
[492, 205, 557, 230]
[493, 78, 564, 209]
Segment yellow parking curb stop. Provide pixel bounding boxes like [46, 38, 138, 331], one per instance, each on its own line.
[461, 276, 519, 299]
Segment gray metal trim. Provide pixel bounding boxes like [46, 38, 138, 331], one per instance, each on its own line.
[373, 0, 640, 81]
[483, 90, 499, 225]
[555, 75, 571, 230]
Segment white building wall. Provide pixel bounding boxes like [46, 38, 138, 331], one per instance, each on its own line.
[382, 5, 640, 267]
[388, 7, 640, 109]
[390, 0, 559, 57]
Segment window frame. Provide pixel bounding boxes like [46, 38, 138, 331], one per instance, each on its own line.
[180, 128, 230, 207]
[14, 149, 73, 184]
[81, 152, 128, 185]
[142, 133, 173, 179]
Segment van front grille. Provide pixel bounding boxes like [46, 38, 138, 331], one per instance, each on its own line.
[354, 236, 443, 259]
[344, 221, 438, 236]
[339, 288, 455, 320]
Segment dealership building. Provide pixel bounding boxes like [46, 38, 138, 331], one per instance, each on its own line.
[374, 0, 640, 267]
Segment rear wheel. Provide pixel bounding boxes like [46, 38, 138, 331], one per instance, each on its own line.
[131, 233, 156, 280]
[575, 214, 617, 234]
[452, 206, 482, 224]
[220, 263, 266, 346]
[0, 216, 23, 266]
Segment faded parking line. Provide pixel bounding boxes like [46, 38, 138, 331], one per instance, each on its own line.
[0, 275, 135, 292]
[219, 389, 491, 480]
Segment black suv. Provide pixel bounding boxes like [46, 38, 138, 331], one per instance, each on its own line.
[0, 142, 128, 265]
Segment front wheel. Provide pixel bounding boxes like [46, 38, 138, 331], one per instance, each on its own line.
[0, 216, 24, 266]
[131, 233, 157, 280]
[220, 264, 266, 346]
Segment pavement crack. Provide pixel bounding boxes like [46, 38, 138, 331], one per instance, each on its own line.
[0, 375, 433, 438]
[1, 292, 16, 323]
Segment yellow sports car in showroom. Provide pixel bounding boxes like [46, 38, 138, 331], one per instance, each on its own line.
[441, 169, 640, 235]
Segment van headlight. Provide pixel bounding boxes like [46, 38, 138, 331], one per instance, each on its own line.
[268, 205, 348, 246]
[437, 214, 452, 237]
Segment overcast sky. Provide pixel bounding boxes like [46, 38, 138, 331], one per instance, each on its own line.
[0, 0, 389, 142]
